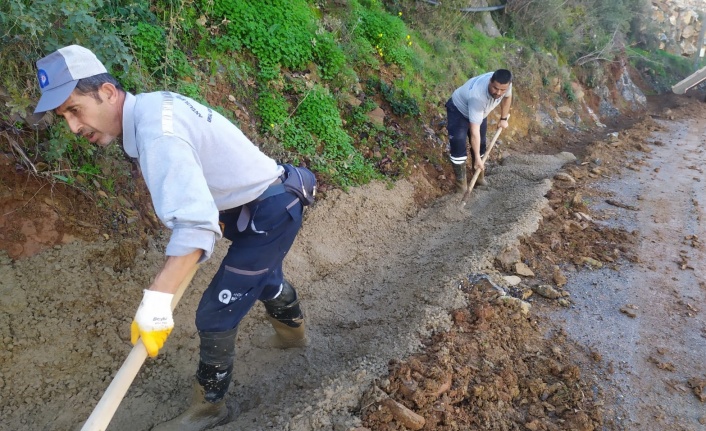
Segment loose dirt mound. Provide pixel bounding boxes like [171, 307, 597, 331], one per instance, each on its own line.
[362, 278, 603, 431]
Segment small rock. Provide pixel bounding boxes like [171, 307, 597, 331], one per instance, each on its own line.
[514, 262, 535, 277]
[553, 172, 576, 184]
[578, 256, 603, 268]
[345, 94, 362, 107]
[557, 105, 574, 117]
[574, 211, 593, 222]
[498, 296, 531, 315]
[366, 107, 385, 126]
[590, 167, 603, 175]
[503, 275, 522, 286]
[495, 246, 521, 272]
[382, 398, 425, 430]
[571, 193, 583, 206]
[532, 284, 562, 299]
[552, 266, 567, 287]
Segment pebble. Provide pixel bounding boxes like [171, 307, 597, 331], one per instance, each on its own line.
[554, 172, 576, 184]
[503, 275, 522, 286]
[532, 284, 562, 299]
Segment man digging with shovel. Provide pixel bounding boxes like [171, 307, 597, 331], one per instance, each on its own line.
[446, 69, 513, 193]
[33, 45, 316, 431]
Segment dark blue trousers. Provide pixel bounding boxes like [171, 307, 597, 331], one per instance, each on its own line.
[446, 98, 487, 164]
[195, 192, 303, 332]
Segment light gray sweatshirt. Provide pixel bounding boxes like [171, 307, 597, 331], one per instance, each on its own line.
[451, 72, 512, 124]
[122, 91, 282, 261]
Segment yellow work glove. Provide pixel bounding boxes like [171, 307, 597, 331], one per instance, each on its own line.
[130, 290, 175, 357]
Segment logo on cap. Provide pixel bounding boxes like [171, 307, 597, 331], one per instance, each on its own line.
[37, 70, 49, 89]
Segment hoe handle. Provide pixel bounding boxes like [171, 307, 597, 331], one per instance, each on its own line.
[80, 265, 199, 431]
[460, 115, 509, 206]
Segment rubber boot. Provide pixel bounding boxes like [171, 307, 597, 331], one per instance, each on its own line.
[152, 328, 237, 431]
[476, 169, 488, 187]
[262, 280, 308, 348]
[452, 163, 468, 194]
[151, 378, 229, 431]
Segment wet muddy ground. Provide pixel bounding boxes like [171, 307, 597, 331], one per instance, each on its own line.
[553, 105, 706, 430]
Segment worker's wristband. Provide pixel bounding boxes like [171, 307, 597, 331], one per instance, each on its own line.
[500, 117, 508, 121]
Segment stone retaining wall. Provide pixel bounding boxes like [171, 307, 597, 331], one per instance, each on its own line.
[652, 0, 705, 56]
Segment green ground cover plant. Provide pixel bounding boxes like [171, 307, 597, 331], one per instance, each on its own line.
[0, 0, 697, 194]
[627, 47, 693, 93]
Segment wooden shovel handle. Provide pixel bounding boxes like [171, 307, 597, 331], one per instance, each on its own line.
[80, 265, 199, 431]
[460, 115, 509, 206]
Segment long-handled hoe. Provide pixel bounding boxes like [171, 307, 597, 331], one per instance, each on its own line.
[460, 115, 509, 207]
[80, 265, 199, 431]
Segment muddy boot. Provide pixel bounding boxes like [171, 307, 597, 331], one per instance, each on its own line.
[151, 377, 229, 431]
[475, 169, 488, 188]
[262, 280, 308, 348]
[452, 162, 468, 193]
[152, 329, 237, 431]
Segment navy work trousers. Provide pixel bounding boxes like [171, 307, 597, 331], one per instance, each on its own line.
[195, 191, 303, 333]
[446, 98, 487, 164]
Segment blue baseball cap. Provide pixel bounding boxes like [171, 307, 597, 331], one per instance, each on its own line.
[34, 45, 108, 113]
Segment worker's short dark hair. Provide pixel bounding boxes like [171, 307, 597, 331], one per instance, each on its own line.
[75, 73, 124, 102]
[491, 69, 512, 85]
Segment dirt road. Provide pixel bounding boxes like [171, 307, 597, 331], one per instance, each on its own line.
[1, 93, 705, 431]
[555, 105, 706, 430]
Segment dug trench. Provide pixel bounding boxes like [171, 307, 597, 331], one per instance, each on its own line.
[1, 91, 705, 431]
